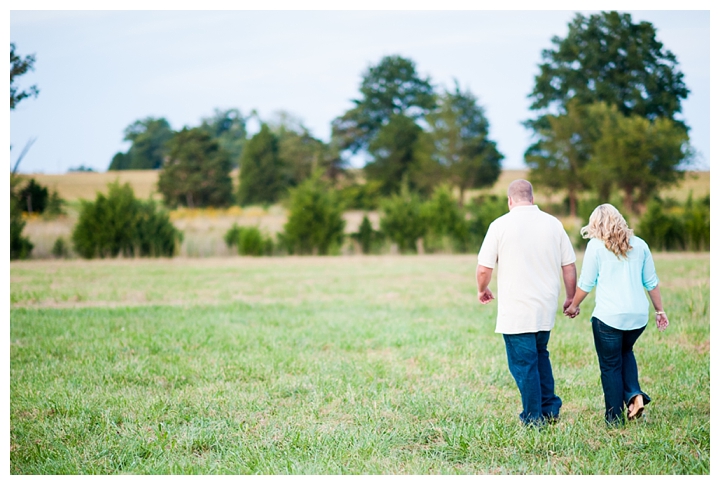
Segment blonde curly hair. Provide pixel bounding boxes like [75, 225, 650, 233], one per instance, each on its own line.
[581, 204, 634, 258]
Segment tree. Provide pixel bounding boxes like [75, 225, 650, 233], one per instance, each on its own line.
[157, 128, 234, 208]
[428, 82, 503, 206]
[72, 181, 181, 258]
[528, 11, 689, 128]
[109, 117, 174, 170]
[365, 114, 439, 196]
[524, 100, 596, 217]
[268, 111, 335, 187]
[10, 42, 39, 259]
[525, 11, 691, 214]
[199, 108, 247, 167]
[15, 178, 48, 214]
[237, 124, 287, 206]
[332, 55, 436, 153]
[588, 102, 689, 213]
[10, 43, 39, 110]
[280, 174, 346, 255]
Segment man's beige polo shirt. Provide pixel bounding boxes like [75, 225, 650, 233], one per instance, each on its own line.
[477, 205, 576, 335]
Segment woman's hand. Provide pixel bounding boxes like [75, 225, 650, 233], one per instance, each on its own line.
[656, 312, 669, 331]
[564, 304, 580, 318]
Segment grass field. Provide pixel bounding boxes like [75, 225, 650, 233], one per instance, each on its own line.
[10, 253, 709, 474]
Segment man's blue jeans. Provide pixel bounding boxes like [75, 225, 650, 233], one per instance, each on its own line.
[503, 331, 562, 425]
[591, 317, 651, 424]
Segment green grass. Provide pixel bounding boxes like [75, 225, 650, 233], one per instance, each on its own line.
[10, 254, 709, 474]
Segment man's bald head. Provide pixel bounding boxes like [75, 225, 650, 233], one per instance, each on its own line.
[507, 179, 534, 204]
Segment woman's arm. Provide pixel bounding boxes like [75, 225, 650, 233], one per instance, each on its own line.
[564, 287, 589, 318]
[648, 285, 669, 331]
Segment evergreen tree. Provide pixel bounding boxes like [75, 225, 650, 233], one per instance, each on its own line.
[158, 127, 234, 208]
[238, 124, 287, 206]
[280, 174, 345, 255]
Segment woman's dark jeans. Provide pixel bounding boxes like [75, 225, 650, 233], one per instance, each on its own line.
[591, 317, 651, 424]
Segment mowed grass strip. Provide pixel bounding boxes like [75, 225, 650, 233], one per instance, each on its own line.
[10, 254, 709, 474]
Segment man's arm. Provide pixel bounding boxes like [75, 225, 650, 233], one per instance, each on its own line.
[561, 263, 577, 312]
[476, 264, 494, 304]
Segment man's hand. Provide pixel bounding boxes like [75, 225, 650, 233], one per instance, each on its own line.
[478, 288, 495, 304]
[563, 298, 579, 318]
[564, 304, 580, 318]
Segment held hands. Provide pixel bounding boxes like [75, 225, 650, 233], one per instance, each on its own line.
[563, 298, 580, 318]
[478, 288, 495, 304]
[656, 312, 669, 332]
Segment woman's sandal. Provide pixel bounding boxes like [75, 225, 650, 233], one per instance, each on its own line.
[627, 395, 645, 420]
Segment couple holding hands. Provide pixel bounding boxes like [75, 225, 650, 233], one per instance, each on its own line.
[476, 180, 669, 426]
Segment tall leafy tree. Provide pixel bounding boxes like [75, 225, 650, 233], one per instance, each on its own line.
[157, 128, 234, 208]
[237, 124, 287, 206]
[199, 108, 247, 167]
[109, 117, 174, 170]
[365, 114, 438, 196]
[332, 55, 436, 153]
[525, 11, 690, 211]
[524, 100, 597, 217]
[10, 43, 39, 110]
[588, 102, 690, 213]
[528, 11, 689, 127]
[268, 111, 340, 187]
[428, 82, 503, 206]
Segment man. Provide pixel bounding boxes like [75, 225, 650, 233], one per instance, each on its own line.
[476, 179, 577, 426]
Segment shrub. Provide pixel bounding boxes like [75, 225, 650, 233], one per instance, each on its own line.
[224, 223, 243, 250]
[239, 226, 273, 256]
[44, 189, 66, 218]
[10, 196, 33, 260]
[52, 237, 69, 258]
[379, 184, 427, 253]
[280, 174, 345, 255]
[72, 181, 182, 258]
[337, 180, 383, 210]
[683, 194, 710, 251]
[637, 197, 685, 251]
[466, 195, 508, 251]
[351, 215, 383, 254]
[422, 185, 469, 253]
[224, 224, 274, 256]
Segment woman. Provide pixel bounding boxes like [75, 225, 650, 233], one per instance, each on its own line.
[565, 204, 669, 425]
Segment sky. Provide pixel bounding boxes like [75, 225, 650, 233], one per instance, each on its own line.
[8, 5, 712, 174]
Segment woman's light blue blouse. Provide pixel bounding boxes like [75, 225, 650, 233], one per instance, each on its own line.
[577, 236, 659, 330]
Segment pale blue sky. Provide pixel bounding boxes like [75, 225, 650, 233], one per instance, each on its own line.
[9, 8, 711, 174]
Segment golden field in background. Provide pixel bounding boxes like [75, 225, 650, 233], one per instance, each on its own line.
[26, 168, 709, 203]
[18, 168, 709, 259]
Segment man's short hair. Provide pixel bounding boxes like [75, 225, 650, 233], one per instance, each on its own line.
[507, 179, 534, 202]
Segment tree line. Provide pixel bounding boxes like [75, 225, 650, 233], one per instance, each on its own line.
[10, 11, 707, 260]
[107, 57, 503, 211]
